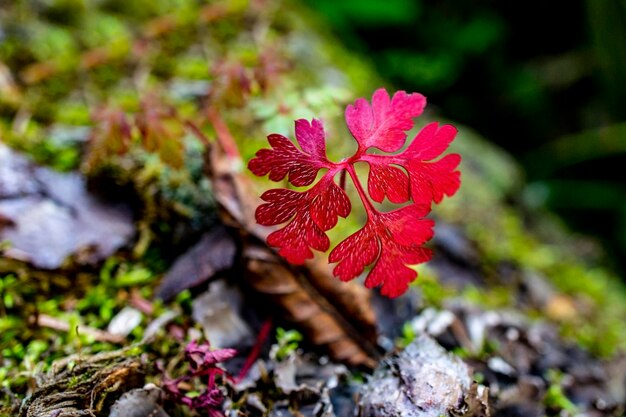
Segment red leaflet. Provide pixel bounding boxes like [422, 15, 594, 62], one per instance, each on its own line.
[248, 119, 330, 186]
[367, 163, 410, 204]
[346, 89, 426, 153]
[162, 340, 236, 416]
[329, 205, 434, 298]
[257, 177, 351, 264]
[362, 122, 462, 205]
[248, 88, 461, 297]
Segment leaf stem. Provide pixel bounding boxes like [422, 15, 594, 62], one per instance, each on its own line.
[339, 169, 347, 190]
[346, 164, 377, 218]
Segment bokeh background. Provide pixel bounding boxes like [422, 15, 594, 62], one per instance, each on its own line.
[309, 0, 626, 275]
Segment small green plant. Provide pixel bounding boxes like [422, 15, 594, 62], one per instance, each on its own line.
[543, 369, 578, 415]
[397, 321, 417, 348]
[271, 328, 303, 361]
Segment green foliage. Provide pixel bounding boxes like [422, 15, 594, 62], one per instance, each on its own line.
[313, 0, 420, 27]
[524, 123, 626, 178]
[397, 321, 416, 349]
[271, 328, 303, 361]
[543, 369, 579, 415]
[412, 268, 455, 309]
[0, 256, 194, 405]
[461, 286, 513, 310]
[586, 0, 626, 120]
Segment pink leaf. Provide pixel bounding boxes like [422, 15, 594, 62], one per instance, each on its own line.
[403, 122, 458, 160]
[185, 340, 237, 371]
[295, 118, 326, 160]
[345, 88, 426, 153]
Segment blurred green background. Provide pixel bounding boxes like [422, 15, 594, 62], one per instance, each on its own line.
[309, 0, 626, 274]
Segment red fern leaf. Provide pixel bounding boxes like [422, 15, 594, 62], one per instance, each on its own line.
[402, 122, 461, 204]
[367, 162, 410, 204]
[249, 89, 461, 297]
[362, 122, 461, 205]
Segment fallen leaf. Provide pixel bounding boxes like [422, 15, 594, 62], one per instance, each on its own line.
[155, 225, 237, 301]
[244, 242, 378, 367]
[0, 143, 134, 269]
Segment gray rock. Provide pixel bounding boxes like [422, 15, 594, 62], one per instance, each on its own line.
[107, 307, 143, 337]
[358, 335, 474, 417]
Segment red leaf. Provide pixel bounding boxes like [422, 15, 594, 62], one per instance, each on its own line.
[257, 177, 350, 264]
[345, 88, 426, 153]
[310, 177, 351, 230]
[185, 340, 237, 371]
[295, 118, 327, 160]
[328, 226, 379, 282]
[401, 123, 461, 204]
[406, 154, 462, 204]
[248, 119, 330, 187]
[362, 122, 462, 205]
[256, 188, 306, 226]
[329, 205, 434, 297]
[248, 89, 461, 297]
[403, 122, 457, 160]
[267, 211, 329, 264]
[367, 162, 410, 204]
